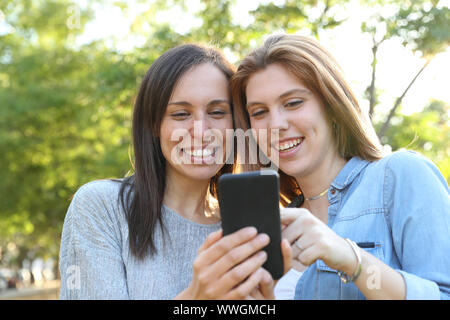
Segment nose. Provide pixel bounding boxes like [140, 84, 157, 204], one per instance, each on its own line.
[189, 113, 210, 144]
[269, 108, 289, 132]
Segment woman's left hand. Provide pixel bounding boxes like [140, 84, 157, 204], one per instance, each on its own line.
[281, 208, 357, 275]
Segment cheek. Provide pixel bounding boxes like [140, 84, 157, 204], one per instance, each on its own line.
[158, 125, 169, 153]
[212, 116, 233, 140]
[159, 136, 173, 162]
[308, 115, 331, 140]
[218, 117, 233, 131]
[247, 125, 272, 156]
[290, 109, 316, 134]
[159, 121, 182, 160]
[249, 117, 267, 130]
[249, 119, 272, 150]
[159, 117, 172, 139]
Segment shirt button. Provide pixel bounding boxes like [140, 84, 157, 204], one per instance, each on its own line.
[330, 189, 336, 195]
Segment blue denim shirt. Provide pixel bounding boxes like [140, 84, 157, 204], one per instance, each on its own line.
[293, 150, 450, 300]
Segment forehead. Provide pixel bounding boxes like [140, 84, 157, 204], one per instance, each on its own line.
[171, 63, 229, 100]
[246, 63, 307, 99]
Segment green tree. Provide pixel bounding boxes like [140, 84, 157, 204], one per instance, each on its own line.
[250, 0, 350, 38]
[361, 0, 450, 137]
[379, 99, 450, 182]
[0, 0, 139, 272]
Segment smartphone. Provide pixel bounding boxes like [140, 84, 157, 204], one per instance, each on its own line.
[218, 170, 284, 280]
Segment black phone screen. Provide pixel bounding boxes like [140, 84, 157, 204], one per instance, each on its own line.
[218, 170, 284, 280]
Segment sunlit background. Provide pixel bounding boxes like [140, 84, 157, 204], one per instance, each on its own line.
[0, 0, 449, 299]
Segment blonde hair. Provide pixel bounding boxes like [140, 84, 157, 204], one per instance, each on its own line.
[231, 34, 383, 205]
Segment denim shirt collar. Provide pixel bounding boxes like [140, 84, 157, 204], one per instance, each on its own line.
[331, 156, 370, 190]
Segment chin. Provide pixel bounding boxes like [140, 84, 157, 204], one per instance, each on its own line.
[278, 161, 308, 179]
[180, 164, 222, 181]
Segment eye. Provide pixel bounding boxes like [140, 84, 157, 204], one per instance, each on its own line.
[209, 109, 227, 118]
[284, 99, 303, 108]
[249, 108, 267, 118]
[171, 111, 190, 119]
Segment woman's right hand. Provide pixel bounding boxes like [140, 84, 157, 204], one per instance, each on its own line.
[175, 227, 271, 299]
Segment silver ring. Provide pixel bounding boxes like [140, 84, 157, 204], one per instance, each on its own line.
[295, 240, 304, 251]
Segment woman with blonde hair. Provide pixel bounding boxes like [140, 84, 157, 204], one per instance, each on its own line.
[231, 34, 450, 299]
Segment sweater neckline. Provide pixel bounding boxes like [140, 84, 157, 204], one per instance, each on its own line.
[162, 204, 221, 229]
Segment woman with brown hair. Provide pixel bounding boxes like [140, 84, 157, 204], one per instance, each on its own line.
[231, 34, 450, 299]
[59, 43, 291, 299]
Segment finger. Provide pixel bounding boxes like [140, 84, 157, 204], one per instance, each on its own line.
[291, 238, 305, 258]
[292, 245, 300, 259]
[280, 208, 310, 224]
[297, 244, 320, 266]
[283, 210, 321, 245]
[219, 250, 268, 296]
[206, 233, 270, 281]
[198, 229, 223, 254]
[281, 238, 292, 275]
[291, 259, 306, 272]
[258, 269, 275, 300]
[196, 226, 258, 268]
[282, 217, 305, 244]
[227, 267, 265, 300]
[291, 231, 319, 259]
[247, 287, 264, 300]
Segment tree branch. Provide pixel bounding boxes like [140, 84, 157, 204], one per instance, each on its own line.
[367, 31, 388, 119]
[377, 58, 431, 138]
[368, 44, 378, 119]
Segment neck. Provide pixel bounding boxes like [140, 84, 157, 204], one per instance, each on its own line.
[294, 154, 346, 223]
[163, 168, 220, 224]
[294, 151, 347, 203]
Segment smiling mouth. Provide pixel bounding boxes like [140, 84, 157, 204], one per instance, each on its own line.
[181, 147, 217, 158]
[275, 137, 304, 152]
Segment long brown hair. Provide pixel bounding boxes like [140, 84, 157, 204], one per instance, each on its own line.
[231, 34, 383, 206]
[117, 44, 236, 259]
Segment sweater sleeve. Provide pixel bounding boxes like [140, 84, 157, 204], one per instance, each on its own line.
[59, 181, 129, 299]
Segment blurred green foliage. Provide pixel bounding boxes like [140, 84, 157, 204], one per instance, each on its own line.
[0, 0, 448, 272]
[378, 99, 450, 182]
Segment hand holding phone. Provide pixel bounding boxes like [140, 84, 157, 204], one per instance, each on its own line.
[218, 170, 284, 279]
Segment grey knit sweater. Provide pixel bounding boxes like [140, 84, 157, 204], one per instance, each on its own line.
[59, 179, 220, 299]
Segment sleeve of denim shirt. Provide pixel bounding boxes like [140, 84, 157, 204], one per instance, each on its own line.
[385, 151, 450, 300]
[59, 182, 129, 299]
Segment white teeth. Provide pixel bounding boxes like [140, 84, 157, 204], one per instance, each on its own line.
[278, 138, 303, 151]
[184, 148, 214, 157]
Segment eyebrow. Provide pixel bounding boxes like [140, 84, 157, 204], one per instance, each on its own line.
[168, 99, 230, 107]
[246, 88, 311, 109]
